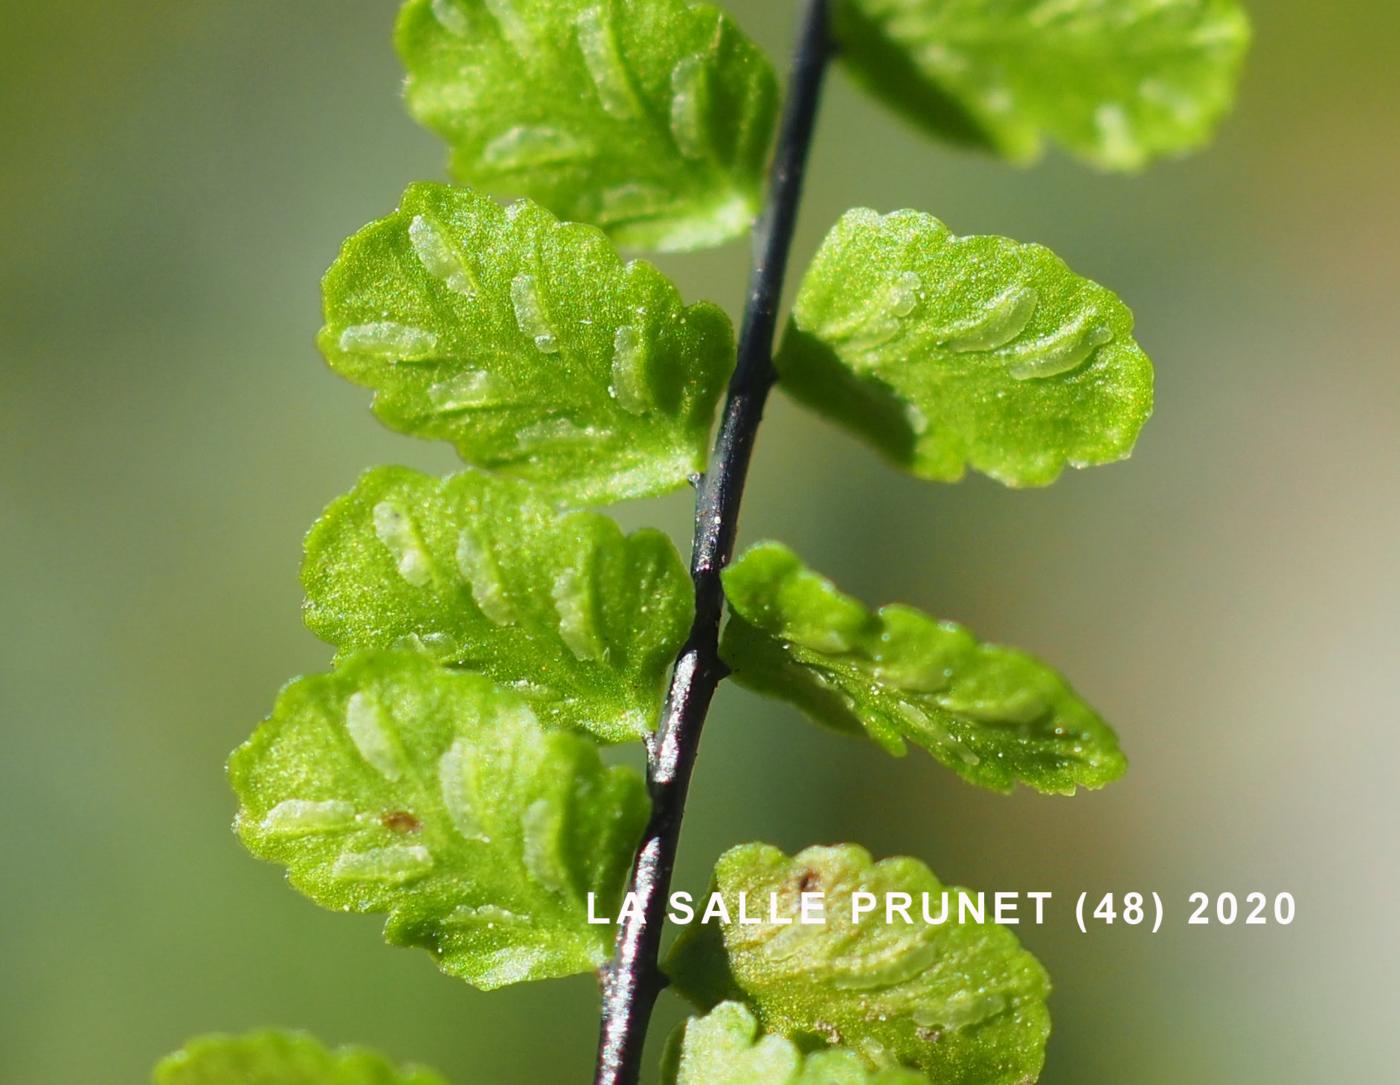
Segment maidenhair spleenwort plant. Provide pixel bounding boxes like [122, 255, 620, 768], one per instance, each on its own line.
[158, 1, 1249, 1082]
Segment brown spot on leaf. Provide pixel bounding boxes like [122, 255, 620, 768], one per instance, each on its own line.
[381, 810, 421, 834]
[798, 869, 820, 892]
[917, 1026, 944, 1045]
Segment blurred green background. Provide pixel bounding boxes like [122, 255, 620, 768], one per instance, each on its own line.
[3, 2, 1396, 1082]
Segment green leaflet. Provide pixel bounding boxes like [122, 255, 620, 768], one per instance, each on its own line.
[666, 844, 1051, 1085]
[663, 1002, 927, 1085]
[397, 0, 778, 251]
[229, 650, 648, 990]
[154, 1031, 448, 1085]
[721, 543, 1125, 794]
[319, 183, 735, 505]
[835, 0, 1250, 170]
[302, 466, 691, 743]
[776, 207, 1153, 488]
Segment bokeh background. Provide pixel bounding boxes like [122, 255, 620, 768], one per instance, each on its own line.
[3, 2, 1396, 1082]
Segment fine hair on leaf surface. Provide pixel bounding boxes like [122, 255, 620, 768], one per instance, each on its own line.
[833, 0, 1251, 170]
[229, 650, 647, 989]
[721, 541, 1126, 794]
[302, 465, 693, 743]
[319, 183, 736, 505]
[398, 0, 780, 251]
[776, 207, 1154, 488]
[667, 843, 1052, 1085]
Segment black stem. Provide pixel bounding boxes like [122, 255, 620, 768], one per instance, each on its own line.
[591, 4, 833, 1084]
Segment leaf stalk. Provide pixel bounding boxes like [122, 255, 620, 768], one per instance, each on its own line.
[592, 3, 833, 1083]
